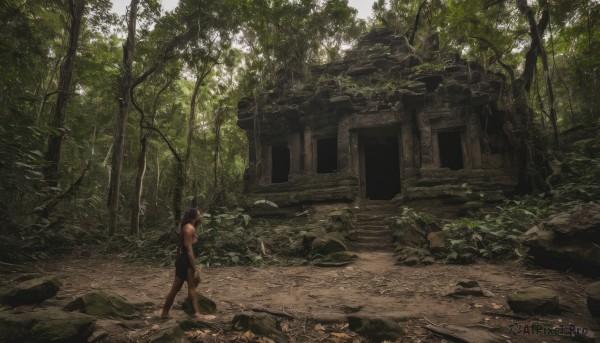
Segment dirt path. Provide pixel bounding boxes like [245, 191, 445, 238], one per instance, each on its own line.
[2, 253, 598, 342]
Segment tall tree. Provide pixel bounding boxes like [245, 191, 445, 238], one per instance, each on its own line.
[107, 0, 140, 236]
[43, 0, 86, 188]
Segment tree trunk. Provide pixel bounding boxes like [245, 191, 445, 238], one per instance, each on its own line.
[517, 0, 559, 146]
[212, 110, 223, 206]
[130, 79, 172, 235]
[43, 0, 85, 188]
[144, 125, 184, 228]
[108, 0, 140, 236]
[173, 160, 184, 227]
[130, 136, 146, 237]
[409, 0, 428, 46]
[502, 0, 551, 193]
[184, 75, 202, 176]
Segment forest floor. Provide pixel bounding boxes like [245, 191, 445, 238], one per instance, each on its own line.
[3, 252, 598, 342]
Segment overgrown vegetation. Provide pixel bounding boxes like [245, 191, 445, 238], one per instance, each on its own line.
[1, 0, 599, 266]
[390, 134, 600, 263]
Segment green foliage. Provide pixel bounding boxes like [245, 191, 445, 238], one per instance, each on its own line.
[196, 210, 306, 267]
[442, 198, 549, 261]
[391, 207, 439, 230]
[413, 62, 445, 74]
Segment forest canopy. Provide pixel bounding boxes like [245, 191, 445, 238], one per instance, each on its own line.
[0, 0, 599, 262]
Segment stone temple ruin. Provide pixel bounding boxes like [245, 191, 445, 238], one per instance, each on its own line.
[237, 28, 518, 211]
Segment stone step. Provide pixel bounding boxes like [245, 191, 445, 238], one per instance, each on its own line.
[355, 208, 398, 213]
[355, 217, 394, 224]
[354, 223, 390, 230]
[351, 229, 392, 238]
[351, 202, 399, 254]
[349, 242, 394, 252]
[352, 236, 393, 244]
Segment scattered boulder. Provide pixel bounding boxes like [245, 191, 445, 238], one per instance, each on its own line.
[585, 281, 600, 317]
[427, 231, 447, 252]
[310, 233, 348, 256]
[507, 287, 559, 314]
[87, 329, 109, 343]
[399, 256, 420, 266]
[65, 291, 140, 319]
[0, 307, 96, 342]
[0, 275, 61, 306]
[348, 315, 405, 343]
[522, 202, 600, 276]
[321, 251, 358, 263]
[424, 324, 504, 343]
[231, 312, 286, 342]
[182, 293, 217, 315]
[147, 319, 184, 343]
[446, 280, 484, 297]
[420, 256, 436, 265]
[394, 246, 432, 266]
[314, 251, 358, 267]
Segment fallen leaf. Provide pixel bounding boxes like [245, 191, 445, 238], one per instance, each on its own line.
[334, 323, 349, 330]
[330, 332, 353, 340]
[314, 323, 326, 331]
[257, 337, 275, 343]
[239, 331, 255, 341]
[281, 322, 289, 332]
[490, 303, 503, 310]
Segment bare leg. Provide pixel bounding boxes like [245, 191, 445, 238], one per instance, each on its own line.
[185, 267, 203, 319]
[161, 276, 184, 319]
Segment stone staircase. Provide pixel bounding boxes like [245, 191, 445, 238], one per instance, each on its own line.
[348, 201, 399, 252]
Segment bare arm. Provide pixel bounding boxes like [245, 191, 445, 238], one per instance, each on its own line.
[182, 224, 198, 274]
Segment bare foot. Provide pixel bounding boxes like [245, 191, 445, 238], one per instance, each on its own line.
[159, 311, 172, 320]
[193, 314, 216, 321]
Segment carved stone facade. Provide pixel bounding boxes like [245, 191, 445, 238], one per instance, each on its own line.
[237, 28, 518, 207]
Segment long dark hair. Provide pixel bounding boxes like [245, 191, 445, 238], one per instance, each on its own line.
[179, 208, 200, 230]
[178, 208, 199, 254]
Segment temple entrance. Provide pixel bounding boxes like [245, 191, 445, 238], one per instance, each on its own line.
[271, 144, 289, 183]
[438, 132, 464, 170]
[361, 136, 401, 200]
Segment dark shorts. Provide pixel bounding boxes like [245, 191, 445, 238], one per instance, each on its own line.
[175, 254, 191, 280]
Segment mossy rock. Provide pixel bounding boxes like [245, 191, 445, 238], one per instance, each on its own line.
[148, 319, 184, 343]
[0, 307, 96, 342]
[321, 251, 358, 263]
[507, 287, 559, 314]
[585, 281, 600, 317]
[231, 312, 286, 342]
[182, 293, 217, 315]
[64, 291, 140, 319]
[1, 275, 61, 306]
[348, 315, 405, 343]
[311, 233, 348, 256]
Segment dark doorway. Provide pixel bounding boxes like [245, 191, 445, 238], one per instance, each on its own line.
[438, 132, 463, 170]
[364, 136, 401, 200]
[317, 137, 337, 173]
[271, 145, 289, 183]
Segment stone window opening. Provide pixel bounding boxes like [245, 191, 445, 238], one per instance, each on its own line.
[271, 144, 290, 183]
[316, 137, 337, 173]
[438, 131, 464, 170]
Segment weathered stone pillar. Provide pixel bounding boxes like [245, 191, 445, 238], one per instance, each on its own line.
[303, 128, 313, 174]
[401, 125, 413, 169]
[260, 144, 271, 185]
[468, 113, 482, 169]
[289, 133, 302, 177]
[350, 130, 360, 175]
[431, 131, 440, 167]
[417, 110, 434, 167]
[337, 118, 351, 172]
